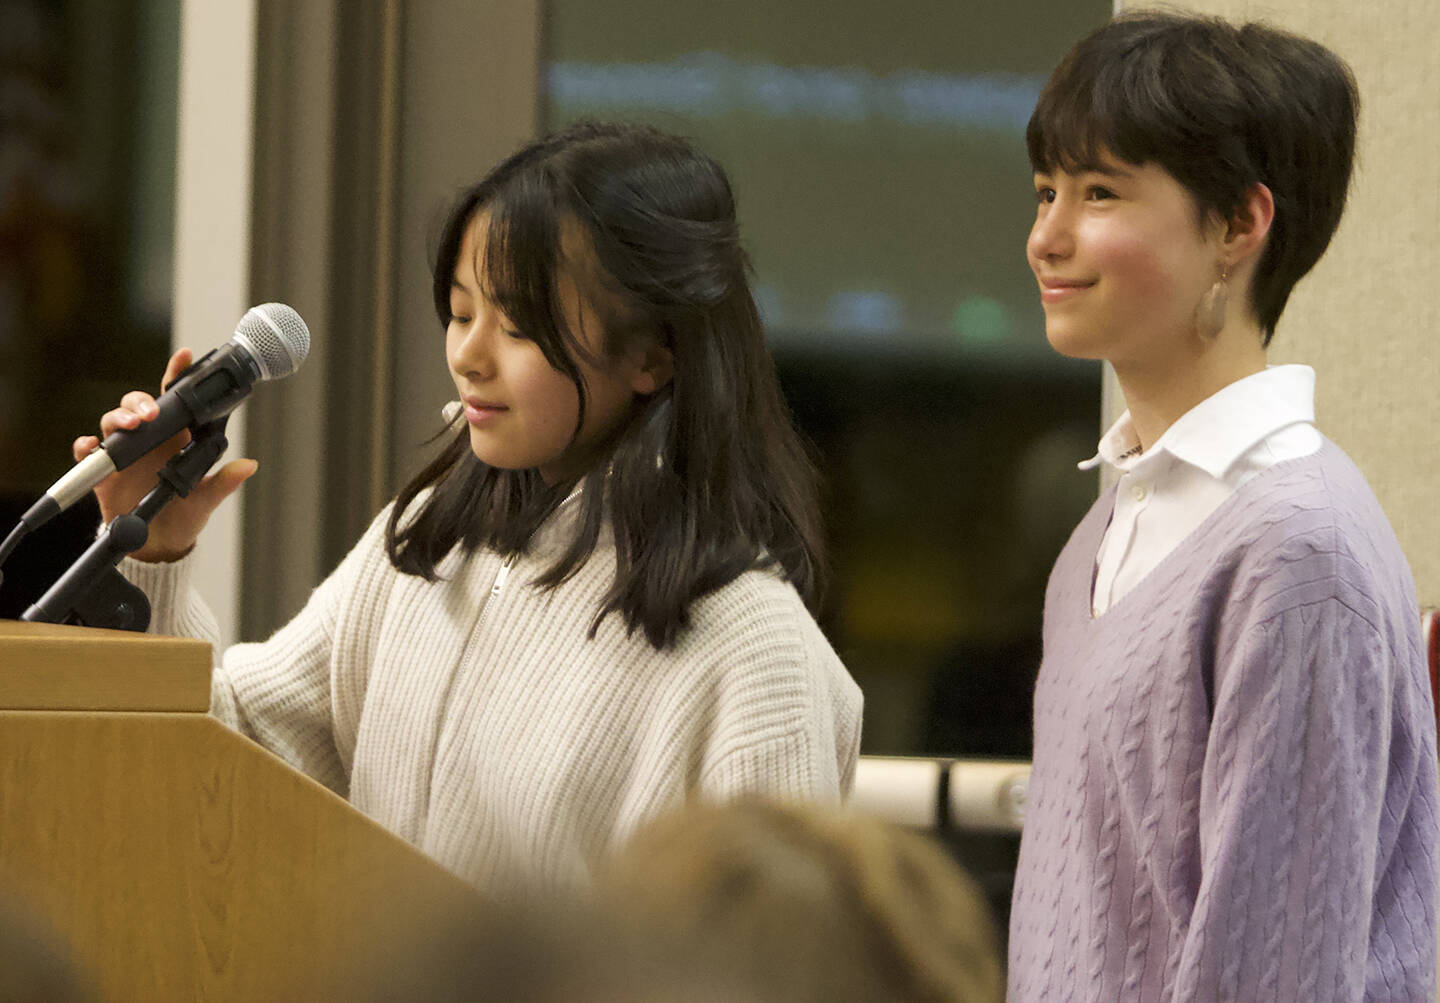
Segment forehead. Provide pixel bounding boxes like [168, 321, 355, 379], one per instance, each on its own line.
[451, 210, 592, 286]
[1034, 149, 1139, 179]
[449, 209, 560, 308]
[451, 213, 489, 287]
[1036, 155, 1194, 194]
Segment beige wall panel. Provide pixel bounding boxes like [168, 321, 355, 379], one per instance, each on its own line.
[1113, 0, 1440, 604]
[389, 0, 543, 491]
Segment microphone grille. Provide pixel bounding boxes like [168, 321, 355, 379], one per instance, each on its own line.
[235, 303, 311, 380]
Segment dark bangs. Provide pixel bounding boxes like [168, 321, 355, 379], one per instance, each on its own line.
[391, 159, 593, 579]
[1026, 12, 1359, 342]
[432, 173, 588, 406]
[1025, 17, 1253, 226]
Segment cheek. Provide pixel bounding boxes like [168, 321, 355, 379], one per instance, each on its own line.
[1100, 230, 1171, 285]
[519, 367, 581, 435]
[1095, 228, 1200, 315]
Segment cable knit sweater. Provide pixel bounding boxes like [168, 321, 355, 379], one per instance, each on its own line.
[121, 502, 862, 894]
[1009, 440, 1438, 1001]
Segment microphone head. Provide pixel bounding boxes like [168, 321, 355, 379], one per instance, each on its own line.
[234, 303, 311, 380]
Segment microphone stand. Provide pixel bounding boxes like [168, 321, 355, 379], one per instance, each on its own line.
[21, 418, 231, 631]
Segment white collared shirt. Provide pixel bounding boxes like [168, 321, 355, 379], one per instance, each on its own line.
[1081, 365, 1322, 616]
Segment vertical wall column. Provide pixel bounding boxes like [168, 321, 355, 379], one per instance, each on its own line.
[240, 0, 541, 640]
[172, 0, 258, 646]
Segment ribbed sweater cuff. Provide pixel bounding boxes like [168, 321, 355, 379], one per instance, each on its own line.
[118, 552, 213, 644]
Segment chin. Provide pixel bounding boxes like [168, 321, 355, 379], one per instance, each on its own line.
[1044, 325, 1108, 361]
[466, 431, 514, 468]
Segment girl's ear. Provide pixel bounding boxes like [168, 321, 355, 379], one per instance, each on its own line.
[1223, 181, 1276, 265]
[628, 338, 674, 396]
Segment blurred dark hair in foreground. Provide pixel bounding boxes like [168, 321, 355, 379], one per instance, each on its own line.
[345, 798, 1002, 1002]
[0, 897, 92, 1003]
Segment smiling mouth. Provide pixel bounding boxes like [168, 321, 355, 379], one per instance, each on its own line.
[1039, 278, 1095, 302]
[463, 400, 509, 423]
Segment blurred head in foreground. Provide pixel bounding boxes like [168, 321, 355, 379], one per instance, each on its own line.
[0, 898, 91, 1003]
[594, 797, 1004, 1002]
[346, 799, 1002, 1002]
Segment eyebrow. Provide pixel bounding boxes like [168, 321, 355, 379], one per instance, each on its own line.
[1085, 163, 1132, 179]
[1035, 160, 1134, 180]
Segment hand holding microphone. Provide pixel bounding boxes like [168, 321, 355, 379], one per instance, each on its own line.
[73, 348, 253, 562]
[48, 303, 310, 563]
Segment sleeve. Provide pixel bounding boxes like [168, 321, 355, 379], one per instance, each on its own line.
[120, 505, 399, 798]
[696, 611, 863, 804]
[1173, 596, 1433, 1001]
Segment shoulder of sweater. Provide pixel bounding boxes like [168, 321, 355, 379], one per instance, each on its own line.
[675, 566, 838, 671]
[332, 501, 405, 573]
[1236, 442, 1398, 564]
[307, 498, 422, 612]
[1223, 442, 1414, 630]
[671, 569, 856, 730]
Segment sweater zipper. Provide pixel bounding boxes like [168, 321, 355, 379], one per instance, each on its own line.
[426, 486, 578, 821]
[420, 551, 516, 841]
[479, 554, 515, 626]
[443, 491, 569, 720]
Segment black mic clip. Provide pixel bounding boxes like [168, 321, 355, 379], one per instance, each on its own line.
[21, 418, 232, 631]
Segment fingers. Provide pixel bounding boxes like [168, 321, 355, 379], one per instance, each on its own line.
[161, 348, 193, 392]
[120, 390, 158, 415]
[190, 458, 259, 513]
[100, 399, 153, 436]
[72, 435, 99, 463]
[93, 349, 191, 439]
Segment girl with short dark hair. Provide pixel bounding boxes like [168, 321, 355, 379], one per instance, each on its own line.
[78, 122, 862, 893]
[1010, 12, 1437, 1000]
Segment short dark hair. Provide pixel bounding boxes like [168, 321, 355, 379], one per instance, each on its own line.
[386, 122, 824, 649]
[1027, 11, 1359, 345]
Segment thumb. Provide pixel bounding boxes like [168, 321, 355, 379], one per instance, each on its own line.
[190, 458, 259, 513]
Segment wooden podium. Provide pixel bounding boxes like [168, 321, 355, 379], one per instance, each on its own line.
[0, 620, 481, 1000]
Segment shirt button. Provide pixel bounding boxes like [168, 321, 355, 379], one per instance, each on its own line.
[1131, 484, 1148, 502]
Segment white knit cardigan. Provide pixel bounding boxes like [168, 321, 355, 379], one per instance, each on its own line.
[121, 502, 863, 893]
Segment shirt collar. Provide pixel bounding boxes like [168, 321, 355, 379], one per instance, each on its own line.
[1077, 411, 1144, 472]
[1078, 365, 1316, 478]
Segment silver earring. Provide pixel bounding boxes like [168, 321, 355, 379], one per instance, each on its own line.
[1195, 266, 1229, 340]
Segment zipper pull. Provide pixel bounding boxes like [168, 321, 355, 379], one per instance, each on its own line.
[490, 555, 514, 600]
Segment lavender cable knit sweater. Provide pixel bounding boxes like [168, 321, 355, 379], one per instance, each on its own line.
[1009, 440, 1438, 1001]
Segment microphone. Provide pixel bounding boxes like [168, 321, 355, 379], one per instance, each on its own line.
[22, 303, 310, 534]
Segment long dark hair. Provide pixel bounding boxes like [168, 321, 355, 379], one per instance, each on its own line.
[386, 122, 824, 649]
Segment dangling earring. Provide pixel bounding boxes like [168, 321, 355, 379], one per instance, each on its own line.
[1195, 265, 1229, 341]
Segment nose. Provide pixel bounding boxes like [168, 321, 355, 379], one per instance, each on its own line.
[448, 311, 499, 380]
[1027, 198, 1074, 265]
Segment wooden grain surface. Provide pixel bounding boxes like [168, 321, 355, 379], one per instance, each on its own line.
[0, 621, 211, 711]
[0, 711, 481, 1000]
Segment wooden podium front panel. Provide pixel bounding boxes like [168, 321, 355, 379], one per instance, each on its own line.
[0, 621, 210, 712]
[0, 711, 480, 1000]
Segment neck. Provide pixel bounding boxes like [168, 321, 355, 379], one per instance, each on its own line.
[1115, 322, 1267, 451]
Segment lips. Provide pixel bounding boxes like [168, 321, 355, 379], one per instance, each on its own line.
[462, 395, 508, 423]
[1038, 276, 1096, 303]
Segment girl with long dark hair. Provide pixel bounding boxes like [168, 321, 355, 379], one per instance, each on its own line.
[78, 122, 862, 892]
